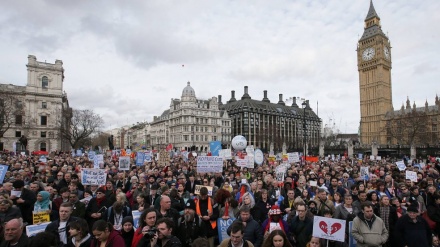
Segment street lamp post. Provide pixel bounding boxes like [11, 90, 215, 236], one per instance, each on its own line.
[302, 101, 307, 164]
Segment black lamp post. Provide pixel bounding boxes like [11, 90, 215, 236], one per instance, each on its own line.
[302, 101, 307, 163]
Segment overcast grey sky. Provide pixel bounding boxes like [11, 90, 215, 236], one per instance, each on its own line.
[1, 1, 439, 133]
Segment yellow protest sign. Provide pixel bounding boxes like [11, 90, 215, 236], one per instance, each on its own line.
[33, 211, 50, 224]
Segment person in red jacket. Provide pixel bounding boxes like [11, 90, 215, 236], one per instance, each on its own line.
[91, 220, 125, 247]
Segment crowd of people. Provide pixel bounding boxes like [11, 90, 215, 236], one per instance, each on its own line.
[0, 151, 439, 247]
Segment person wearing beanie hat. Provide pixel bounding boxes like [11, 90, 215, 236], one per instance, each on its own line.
[121, 216, 135, 247]
[395, 202, 432, 247]
[261, 205, 288, 236]
[10, 179, 36, 224]
[177, 199, 207, 247]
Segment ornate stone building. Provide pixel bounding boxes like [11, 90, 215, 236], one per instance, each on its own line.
[358, 1, 439, 148]
[221, 86, 321, 154]
[0, 55, 71, 152]
[357, 1, 393, 145]
[149, 82, 231, 152]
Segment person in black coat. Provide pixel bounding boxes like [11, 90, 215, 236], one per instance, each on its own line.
[104, 201, 131, 230]
[67, 219, 92, 247]
[85, 188, 111, 229]
[121, 216, 135, 247]
[184, 173, 200, 195]
[0, 199, 22, 224]
[395, 205, 432, 247]
[10, 180, 36, 224]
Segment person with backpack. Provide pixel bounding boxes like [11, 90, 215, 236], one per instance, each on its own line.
[177, 199, 207, 247]
[104, 201, 131, 231]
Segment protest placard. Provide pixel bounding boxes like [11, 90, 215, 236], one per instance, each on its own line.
[313, 216, 346, 242]
[144, 151, 152, 162]
[33, 211, 50, 224]
[288, 152, 300, 163]
[254, 149, 264, 165]
[360, 166, 369, 180]
[196, 156, 223, 173]
[81, 168, 107, 186]
[194, 185, 213, 196]
[236, 158, 248, 167]
[88, 151, 96, 160]
[119, 156, 130, 170]
[406, 171, 417, 182]
[26, 222, 51, 237]
[132, 210, 142, 229]
[94, 154, 104, 169]
[0, 164, 8, 184]
[217, 218, 235, 242]
[396, 161, 406, 171]
[348, 221, 357, 247]
[135, 152, 145, 166]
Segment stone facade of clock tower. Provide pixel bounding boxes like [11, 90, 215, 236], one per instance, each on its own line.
[358, 1, 393, 145]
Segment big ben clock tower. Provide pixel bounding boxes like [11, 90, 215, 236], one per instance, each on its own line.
[358, 0, 393, 145]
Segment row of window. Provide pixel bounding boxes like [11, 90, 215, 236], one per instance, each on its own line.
[15, 130, 48, 138]
[15, 116, 47, 125]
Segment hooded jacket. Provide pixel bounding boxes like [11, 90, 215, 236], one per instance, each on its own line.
[351, 212, 388, 247]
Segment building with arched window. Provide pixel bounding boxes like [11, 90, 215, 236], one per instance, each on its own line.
[0, 55, 72, 152]
[149, 82, 231, 152]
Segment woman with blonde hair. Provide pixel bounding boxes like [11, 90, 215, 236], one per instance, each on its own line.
[237, 192, 262, 223]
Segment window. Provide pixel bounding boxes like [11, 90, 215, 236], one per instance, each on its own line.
[15, 131, 21, 138]
[15, 115, 22, 125]
[42, 76, 48, 88]
[40, 142, 46, 151]
[42, 102, 47, 109]
[41, 131, 47, 138]
[41, 116, 47, 126]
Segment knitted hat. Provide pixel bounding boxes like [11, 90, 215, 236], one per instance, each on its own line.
[269, 205, 282, 215]
[96, 187, 106, 194]
[122, 216, 134, 226]
[184, 199, 196, 211]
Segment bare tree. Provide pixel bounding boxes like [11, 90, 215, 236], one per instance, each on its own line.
[61, 109, 104, 148]
[0, 92, 24, 139]
[385, 110, 429, 146]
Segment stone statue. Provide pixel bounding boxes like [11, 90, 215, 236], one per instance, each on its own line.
[108, 135, 114, 150]
[18, 135, 28, 150]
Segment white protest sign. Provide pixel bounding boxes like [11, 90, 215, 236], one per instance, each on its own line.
[11, 190, 22, 197]
[39, 155, 47, 163]
[376, 156, 381, 161]
[94, 154, 104, 169]
[309, 181, 318, 187]
[406, 171, 418, 182]
[119, 156, 130, 170]
[313, 216, 346, 242]
[26, 222, 51, 237]
[88, 151, 96, 160]
[396, 161, 406, 171]
[81, 168, 107, 186]
[196, 156, 223, 173]
[288, 152, 300, 163]
[369, 155, 375, 160]
[254, 149, 264, 165]
[236, 158, 248, 167]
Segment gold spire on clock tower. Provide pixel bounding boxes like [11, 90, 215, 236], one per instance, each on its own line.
[357, 0, 393, 145]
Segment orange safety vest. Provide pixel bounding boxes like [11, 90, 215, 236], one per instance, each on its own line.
[196, 197, 217, 229]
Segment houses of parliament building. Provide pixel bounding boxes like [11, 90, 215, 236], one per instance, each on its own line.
[358, 1, 439, 147]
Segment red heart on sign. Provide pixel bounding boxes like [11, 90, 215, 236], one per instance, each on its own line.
[319, 221, 328, 234]
[330, 223, 342, 235]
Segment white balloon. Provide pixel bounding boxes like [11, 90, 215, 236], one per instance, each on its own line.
[231, 135, 247, 151]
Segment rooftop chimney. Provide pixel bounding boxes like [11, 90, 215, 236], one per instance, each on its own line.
[291, 97, 298, 107]
[229, 90, 236, 103]
[262, 90, 270, 103]
[218, 95, 222, 105]
[241, 86, 251, 100]
[277, 94, 285, 105]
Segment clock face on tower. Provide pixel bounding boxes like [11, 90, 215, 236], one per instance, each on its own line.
[362, 47, 375, 61]
[384, 47, 390, 60]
